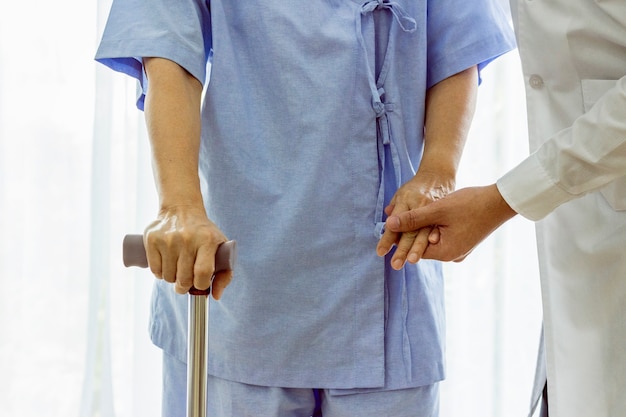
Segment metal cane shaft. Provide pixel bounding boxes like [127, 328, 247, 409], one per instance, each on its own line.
[122, 235, 237, 417]
[187, 294, 208, 417]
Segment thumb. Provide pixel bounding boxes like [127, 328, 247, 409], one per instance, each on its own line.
[386, 204, 438, 232]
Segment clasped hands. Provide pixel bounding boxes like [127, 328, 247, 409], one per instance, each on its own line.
[376, 183, 517, 265]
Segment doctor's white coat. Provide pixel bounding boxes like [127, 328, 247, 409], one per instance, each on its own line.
[497, 1, 626, 416]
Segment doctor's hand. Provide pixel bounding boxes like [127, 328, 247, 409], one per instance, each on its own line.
[143, 204, 233, 299]
[376, 170, 455, 270]
[380, 184, 518, 263]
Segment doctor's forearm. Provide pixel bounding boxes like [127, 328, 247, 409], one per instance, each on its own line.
[497, 76, 626, 220]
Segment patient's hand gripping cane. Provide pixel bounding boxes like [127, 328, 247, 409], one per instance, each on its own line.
[122, 235, 237, 417]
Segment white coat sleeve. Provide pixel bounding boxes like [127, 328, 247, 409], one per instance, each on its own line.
[496, 76, 626, 221]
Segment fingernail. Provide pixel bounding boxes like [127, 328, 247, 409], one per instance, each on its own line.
[387, 216, 399, 229]
[408, 253, 418, 264]
[392, 259, 403, 270]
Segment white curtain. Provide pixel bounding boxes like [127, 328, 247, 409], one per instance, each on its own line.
[0, 1, 541, 416]
[0, 1, 161, 415]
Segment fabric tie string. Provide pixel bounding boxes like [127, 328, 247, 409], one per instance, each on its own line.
[356, 1, 416, 238]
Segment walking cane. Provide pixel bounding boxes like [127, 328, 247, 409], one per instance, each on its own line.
[122, 235, 237, 417]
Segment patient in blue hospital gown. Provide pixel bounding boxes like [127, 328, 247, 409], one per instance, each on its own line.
[96, 1, 515, 415]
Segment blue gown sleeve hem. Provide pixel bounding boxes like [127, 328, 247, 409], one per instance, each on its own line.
[427, 35, 516, 88]
[95, 39, 209, 110]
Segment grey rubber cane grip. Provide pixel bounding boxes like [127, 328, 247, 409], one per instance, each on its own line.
[123, 234, 149, 268]
[122, 234, 237, 272]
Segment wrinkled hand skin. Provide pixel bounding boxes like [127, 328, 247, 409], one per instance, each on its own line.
[379, 184, 518, 264]
[144, 204, 233, 299]
[377, 170, 455, 270]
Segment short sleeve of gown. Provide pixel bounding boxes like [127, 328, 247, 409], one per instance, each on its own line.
[95, 0, 211, 110]
[426, 0, 516, 88]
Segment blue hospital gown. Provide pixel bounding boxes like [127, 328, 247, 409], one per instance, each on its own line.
[96, 0, 515, 392]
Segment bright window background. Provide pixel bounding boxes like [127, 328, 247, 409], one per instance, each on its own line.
[0, 1, 542, 416]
